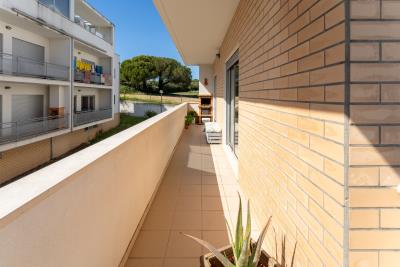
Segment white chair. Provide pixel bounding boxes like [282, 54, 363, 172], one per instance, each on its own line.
[204, 122, 222, 144]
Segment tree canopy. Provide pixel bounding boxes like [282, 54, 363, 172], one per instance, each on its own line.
[120, 55, 193, 93]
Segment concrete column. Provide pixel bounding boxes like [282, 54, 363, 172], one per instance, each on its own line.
[49, 85, 65, 115]
[69, 0, 75, 21]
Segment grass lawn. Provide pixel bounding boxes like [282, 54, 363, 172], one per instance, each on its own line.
[171, 90, 198, 97]
[90, 114, 147, 144]
[120, 93, 197, 105]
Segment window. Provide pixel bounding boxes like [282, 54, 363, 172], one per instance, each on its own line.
[12, 95, 44, 122]
[226, 51, 239, 156]
[39, 0, 70, 18]
[81, 96, 95, 112]
[12, 38, 45, 62]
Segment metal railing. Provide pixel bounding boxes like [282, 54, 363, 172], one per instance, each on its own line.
[0, 114, 70, 145]
[74, 71, 112, 86]
[73, 108, 112, 127]
[0, 53, 70, 81]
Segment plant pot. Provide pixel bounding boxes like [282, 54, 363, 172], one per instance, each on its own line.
[185, 123, 189, 129]
[200, 244, 277, 267]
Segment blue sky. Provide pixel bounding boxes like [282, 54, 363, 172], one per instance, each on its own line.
[87, 0, 199, 79]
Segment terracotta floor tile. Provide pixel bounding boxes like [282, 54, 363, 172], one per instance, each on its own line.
[172, 211, 202, 230]
[157, 185, 180, 196]
[151, 194, 177, 211]
[160, 177, 181, 186]
[130, 230, 169, 258]
[202, 211, 227, 230]
[202, 168, 217, 176]
[163, 258, 199, 267]
[202, 175, 219, 185]
[202, 185, 222, 196]
[202, 159, 215, 170]
[142, 210, 174, 230]
[181, 175, 202, 185]
[202, 197, 224, 211]
[175, 196, 202, 211]
[127, 126, 239, 265]
[179, 185, 202, 196]
[166, 231, 202, 258]
[125, 259, 163, 267]
[202, 231, 230, 252]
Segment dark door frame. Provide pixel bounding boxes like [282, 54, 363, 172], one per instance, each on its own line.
[225, 50, 239, 156]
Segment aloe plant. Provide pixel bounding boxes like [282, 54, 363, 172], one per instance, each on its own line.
[183, 195, 272, 267]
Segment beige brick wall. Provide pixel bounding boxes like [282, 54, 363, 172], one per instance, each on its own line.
[213, 0, 347, 266]
[349, 1, 400, 266]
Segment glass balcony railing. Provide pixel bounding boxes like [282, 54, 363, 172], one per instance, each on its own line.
[0, 53, 70, 81]
[0, 114, 70, 145]
[73, 108, 112, 127]
[38, 0, 70, 18]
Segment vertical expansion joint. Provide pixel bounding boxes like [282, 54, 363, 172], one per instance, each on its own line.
[343, 0, 351, 267]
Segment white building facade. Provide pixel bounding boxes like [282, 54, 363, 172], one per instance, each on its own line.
[0, 0, 120, 182]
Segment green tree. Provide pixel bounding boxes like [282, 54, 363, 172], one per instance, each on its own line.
[120, 55, 155, 92]
[172, 66, 192, 89]
[153, 57, 178, 93]
[189, 79, 199, 91]
[120, 55, 193, 93]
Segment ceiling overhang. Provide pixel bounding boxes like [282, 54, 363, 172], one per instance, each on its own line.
[153, 0, 239, 65]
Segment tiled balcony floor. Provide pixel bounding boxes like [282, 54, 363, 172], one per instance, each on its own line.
[125, 125, 250, 267]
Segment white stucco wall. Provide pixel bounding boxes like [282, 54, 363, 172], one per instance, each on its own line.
[73, 48, 100, 65]
[0, 103, 187, 267]
[0, 20, 50, 61]
[0, 82, 48, 123]
[0, 0, 114, 56]
[199, 64, 213, 95]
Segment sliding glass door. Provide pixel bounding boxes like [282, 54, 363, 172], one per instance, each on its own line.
[226, 52, 239, 156]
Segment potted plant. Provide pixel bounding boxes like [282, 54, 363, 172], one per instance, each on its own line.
[183, 196, 296, 267]
[187, 110, 198, 124]
[185, 114, 194, 129]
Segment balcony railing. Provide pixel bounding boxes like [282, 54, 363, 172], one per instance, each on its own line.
[0, 114, 70, 145]
[74, 14, 113, 45]
[74, 70, 112, 86]
[0, 53, 70, 81]
[73, 108, 112, 127]
[0, 104, 187, 266]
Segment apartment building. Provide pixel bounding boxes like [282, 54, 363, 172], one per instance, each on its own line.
[0, 0, 120, 183]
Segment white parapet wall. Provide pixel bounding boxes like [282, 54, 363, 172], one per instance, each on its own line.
[0, 103, 187, 267]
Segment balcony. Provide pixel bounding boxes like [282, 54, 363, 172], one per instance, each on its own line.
[74, 70, 112, 86]
[0, 114, 69, 145]
[0, 104, 251, 266]
[73, 108, 112, 127]
[0, 53, 70, 81]
[74, 0, 114, 45]
[125, 125, 245, 266]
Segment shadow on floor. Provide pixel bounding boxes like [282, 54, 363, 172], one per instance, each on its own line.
[125, 125, 242, 267]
